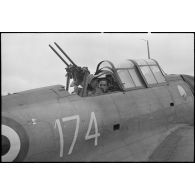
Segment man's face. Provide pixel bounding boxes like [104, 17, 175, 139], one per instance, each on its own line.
[99, 80, 108, 92]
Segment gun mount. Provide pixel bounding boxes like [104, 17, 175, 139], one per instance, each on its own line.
[49, 42, 90, 91]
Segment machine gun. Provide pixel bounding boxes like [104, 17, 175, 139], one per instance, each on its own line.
[49, 42, 90, 91]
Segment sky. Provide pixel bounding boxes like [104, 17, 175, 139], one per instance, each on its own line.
[1, 33, 194, 95]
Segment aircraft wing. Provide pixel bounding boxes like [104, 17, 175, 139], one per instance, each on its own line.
[148, 124, 194, 162]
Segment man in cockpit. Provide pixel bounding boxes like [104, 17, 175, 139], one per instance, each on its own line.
[87, 77, 103, 96]
[99, 79, 109, 93]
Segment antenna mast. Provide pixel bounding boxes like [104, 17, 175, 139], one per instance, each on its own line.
[141, 39, 150, 59]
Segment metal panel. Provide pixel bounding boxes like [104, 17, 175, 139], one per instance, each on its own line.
[168, 80, 194, 125]
[53, 93, 121, 161]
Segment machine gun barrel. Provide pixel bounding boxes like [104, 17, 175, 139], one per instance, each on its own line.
[49, 42, 89, 92]
[54, 42, 77, 67]
[49, 44, 70, 67]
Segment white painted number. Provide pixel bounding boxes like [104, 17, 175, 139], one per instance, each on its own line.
[54, 112, 100, 157]
[62, 115, 80, 155]
[85, 112, 100, 146]
[54, 119, 64, 157]
[54, 115, 80, 157]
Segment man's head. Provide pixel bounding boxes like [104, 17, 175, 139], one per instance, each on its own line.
[99, 79, 108, 93]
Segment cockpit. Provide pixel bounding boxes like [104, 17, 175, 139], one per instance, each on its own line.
[70, 68, 121, 96]
[69, 58, 167, 97]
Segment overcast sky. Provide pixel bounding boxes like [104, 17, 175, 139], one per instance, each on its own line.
[1, 33, 194, 95]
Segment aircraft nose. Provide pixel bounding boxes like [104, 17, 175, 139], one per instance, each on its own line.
[1, 117, 29, 162]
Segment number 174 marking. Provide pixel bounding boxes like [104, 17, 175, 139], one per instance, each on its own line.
[54, 112, 100, 157]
